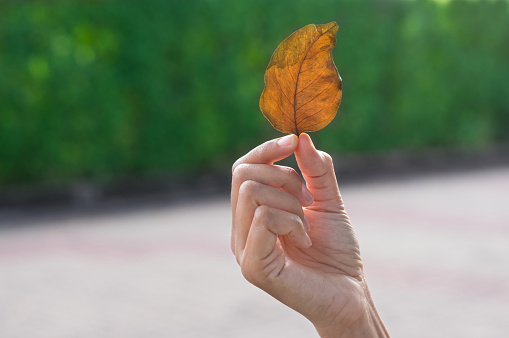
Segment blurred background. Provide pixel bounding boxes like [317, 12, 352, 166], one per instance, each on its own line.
[0, 0, 508, 337]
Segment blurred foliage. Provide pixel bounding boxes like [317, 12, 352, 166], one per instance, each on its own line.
[0, 0, 508, 185]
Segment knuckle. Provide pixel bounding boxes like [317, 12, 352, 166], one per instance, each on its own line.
[253, 205, 272, 225]
[289, 169, 304, 188]
[283, 166, 301, 182]
[290, 168, 302, 182]
[320, 151, 334, 166]
[281, 166, 296, 177]
[232, 163, 249, 183]
[231, 158, 243, 173]
[239, 180, 259, 196]
[241, 263, 262, 285]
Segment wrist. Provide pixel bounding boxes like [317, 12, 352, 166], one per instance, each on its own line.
[314, 277, 390, 338]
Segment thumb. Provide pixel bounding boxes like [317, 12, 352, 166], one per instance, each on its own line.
[294, 133, 343, 209]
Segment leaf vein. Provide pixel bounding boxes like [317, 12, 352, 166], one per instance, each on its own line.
[293, 24, 336, 133]
[295, 80, 334, 111]
[296, 66, 328, 95]
[273, 75, 294, 108]
[297, 90, 340, 127]
[267, 90, 295, 124]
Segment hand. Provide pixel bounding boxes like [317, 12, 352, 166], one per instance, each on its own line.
[231, 133, 389, 337]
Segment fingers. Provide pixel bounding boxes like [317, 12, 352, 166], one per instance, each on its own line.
[231, 133, 303, 254]
[294, 133, 343, 208]
[231, 164, 313, 254]
[241, 206, 311, 285]
[232, 134, 298, 172]
[232, 163, 314, 221]
[234, 180, 310, 263]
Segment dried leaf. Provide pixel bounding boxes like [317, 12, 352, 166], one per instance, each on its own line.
[259, 22, 342, 135]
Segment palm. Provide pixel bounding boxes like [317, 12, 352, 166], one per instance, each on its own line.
[232, 134, 388, 336]
[273, 170, 364, 323]
[285, 208, 361, 275]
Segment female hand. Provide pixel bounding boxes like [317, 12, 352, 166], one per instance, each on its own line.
[231, 133, 389, 337]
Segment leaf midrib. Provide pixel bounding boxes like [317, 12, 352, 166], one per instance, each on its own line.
[293, 24, 336, 134]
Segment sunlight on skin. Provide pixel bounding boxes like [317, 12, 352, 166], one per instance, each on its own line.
[231, 133, 390, 337]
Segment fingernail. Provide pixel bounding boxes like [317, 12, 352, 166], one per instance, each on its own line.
[299, 133, 315, 149]
[303, 214, 311, 232]
[301, 183, 314, 206]
[303, 232, 312, 248]
[277, 134, 296, 147]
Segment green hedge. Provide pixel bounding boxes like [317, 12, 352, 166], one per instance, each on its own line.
[1, 0, 508, 185]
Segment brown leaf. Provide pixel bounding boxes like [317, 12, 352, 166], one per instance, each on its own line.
[259, 22, 342, 135]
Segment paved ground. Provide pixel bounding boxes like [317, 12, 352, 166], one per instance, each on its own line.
[0, 166, 508, 337]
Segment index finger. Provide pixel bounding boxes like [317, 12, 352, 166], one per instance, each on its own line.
[232, 134, 298, 172]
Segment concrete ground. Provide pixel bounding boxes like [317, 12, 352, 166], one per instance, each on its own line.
[0, 166, 508, 337]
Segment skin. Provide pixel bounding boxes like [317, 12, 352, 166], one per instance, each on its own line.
[231, 133, 390, 337]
